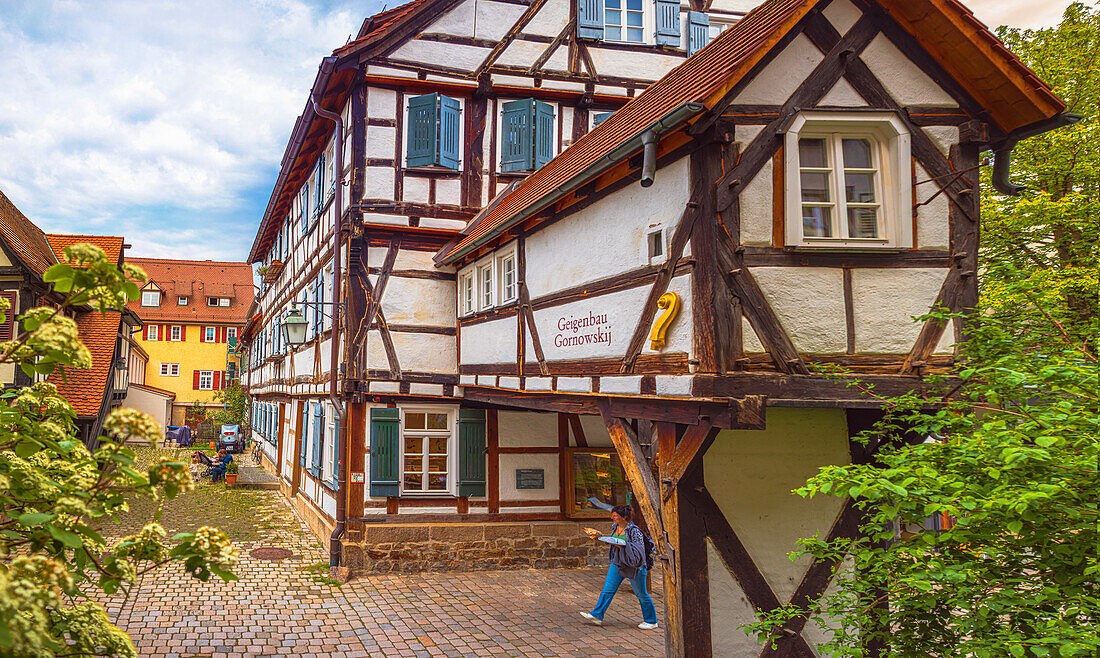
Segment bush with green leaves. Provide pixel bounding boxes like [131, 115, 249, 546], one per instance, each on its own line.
[0, 243, 238, 657]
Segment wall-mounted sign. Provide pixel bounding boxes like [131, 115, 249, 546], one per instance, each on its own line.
[516, 468, 545, 490]
[350, 472, 365, 484]
[553, 311, 613, 349]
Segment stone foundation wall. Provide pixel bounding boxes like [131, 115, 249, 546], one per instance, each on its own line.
[342, 521, 607, 572]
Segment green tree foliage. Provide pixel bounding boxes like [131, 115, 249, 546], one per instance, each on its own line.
[0, 244, 237, 657]
[208, 380, 250, 438]
[745, 6, 1099, 656]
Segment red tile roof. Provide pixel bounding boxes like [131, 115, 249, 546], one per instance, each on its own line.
[49, 311, 121, 417]
[45, 233, 126, 266]
[0, 189, 58, 277]
[129, 382, 176, 398]
[335, 0, 444, 58]
[125, 258, 254, 324]
[436, 0, 1066, 263]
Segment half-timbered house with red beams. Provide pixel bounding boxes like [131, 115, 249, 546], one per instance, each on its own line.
[242, 0, 1071, 653]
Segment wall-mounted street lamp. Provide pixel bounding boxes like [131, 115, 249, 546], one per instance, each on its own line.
[279, 301, 345, 348]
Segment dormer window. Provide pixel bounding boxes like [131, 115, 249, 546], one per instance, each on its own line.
[207, 297, 230, 307]
[784, 112, 912, 248]
[141, 290, 159, 307]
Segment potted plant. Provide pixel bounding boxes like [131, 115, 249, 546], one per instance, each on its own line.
[114, 356, 127, 370]
[225, 461, 238, 485]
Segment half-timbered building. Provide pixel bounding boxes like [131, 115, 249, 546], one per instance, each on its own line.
[243, 0, 1070, 653]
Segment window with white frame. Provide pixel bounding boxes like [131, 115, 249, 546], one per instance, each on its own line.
[784, 112, 912, 248]
[147, 325, 159, 341]
[207, 297, 218, 307]
[605, 0, 644, 42]
[228, 327, 237, 342]
[219, 298, 230, 307]
[497, 252, 517, 303]
[478, 262, 493, 309]
[647, 227, 666, 265]
[159, 362, 179, 376]
[323, 403, 335, 483]
[401, 409, 452, 494]
[205, 326, 216, 342]
[198, 370, 213, 390]
[177, 296, 187, 306]
[459, 272, 475, 316]
[141, 290, 159, 307]
[170, 325, 182, 341]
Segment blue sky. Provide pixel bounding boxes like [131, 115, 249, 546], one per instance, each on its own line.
[0, 0, 1071, 263]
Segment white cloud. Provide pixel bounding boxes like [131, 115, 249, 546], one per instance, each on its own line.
[965, 0, 1074, 30]
[0, 0, 379, 261]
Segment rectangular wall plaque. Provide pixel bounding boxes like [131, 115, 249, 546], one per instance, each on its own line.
[515, 468, 545, 490]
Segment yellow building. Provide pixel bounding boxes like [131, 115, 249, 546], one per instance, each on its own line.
[127, 258, 254, 427]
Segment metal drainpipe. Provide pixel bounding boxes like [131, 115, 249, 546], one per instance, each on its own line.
[990, 112, 1082, 195]
[639, 129, 658, 188]
[310, 87, 347, 570]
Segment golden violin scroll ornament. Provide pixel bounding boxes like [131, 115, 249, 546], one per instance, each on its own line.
[648, 291, 680, 351]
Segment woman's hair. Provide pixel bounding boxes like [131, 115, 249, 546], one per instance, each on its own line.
[611, 505, 632, 522]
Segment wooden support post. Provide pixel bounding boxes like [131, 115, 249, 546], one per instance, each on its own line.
[488, 409, 500, 514]
[558, 412, 570, 515]
[291, 400, 305, 497]
[656, 422, 685, 656]
[597, 401, 665, 553]
[347, 402, 366, 519]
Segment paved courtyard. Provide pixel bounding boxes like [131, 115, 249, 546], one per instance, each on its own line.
[97, 448, 665, 657]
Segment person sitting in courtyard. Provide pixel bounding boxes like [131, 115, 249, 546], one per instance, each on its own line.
[210, 448, 233, 483]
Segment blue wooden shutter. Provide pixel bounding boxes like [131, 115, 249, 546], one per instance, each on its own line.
[406, 93, 438, 167]
[500, 99, 533, 173]
[577, 0, 603, 40]
[438, 96, 461, 170]
[313, 153, 325, 222]
[314, 274, 323, 338]
[457, 409, 486, 497]
[687, 11, 710, 55]
[369, 408, 400, 497]
[330, 411, 339, 487]
[534, 100, 555, 169]
[593, 111, 614, 126]
[655, 0, 681, 46]
[311, 402, 323, 476]
[300, 187, 309, 235]
[299, 407, 308, 468]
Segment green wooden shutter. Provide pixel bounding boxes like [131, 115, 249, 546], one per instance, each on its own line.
[654, 0, 680, 46]
[577, 0, 603, 40]
[687, 11, 710, 55]
[369, 408, 400, 498]
[438, 96, 461, 170]
[500, 99, 533, 172]
[311, 402, 323, 477]
[593, 111, 614, 126]
[457, 409, 486, 497]
[406, 93, 438, 167]
[534, 100, 555, 169]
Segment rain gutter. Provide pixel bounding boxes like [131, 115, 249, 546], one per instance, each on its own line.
[440, 101, 704, 264]
[989, 112, 1081, 195]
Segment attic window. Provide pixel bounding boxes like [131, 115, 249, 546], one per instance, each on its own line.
[178, 296, 187, 306]
[141, 291, 159, 307]
[208, 297, 230, 307]
[219, 298, 230, 307]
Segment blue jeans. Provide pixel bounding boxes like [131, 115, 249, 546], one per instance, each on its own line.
[211, 465, 226, 482]
[590, 563, 657, 624]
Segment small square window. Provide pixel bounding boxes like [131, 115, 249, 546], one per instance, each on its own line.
[141, 291, 159, 307]
[159, 362, 179, 376]
[147, 325, 159, 341]
[199, 370, 213, 390]
[177, 296, 187, 306]
[170, 325, 182, 341]
[205, 327, 216, 342]
[207, 297, 218, 307]
[219, 298, 230, 307]
[647, 228, 665, 264]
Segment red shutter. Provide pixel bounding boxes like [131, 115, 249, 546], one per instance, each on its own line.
[213, 371, 221, 390]
[199, 327, 206, 343]
[221, 327, 227, 343]
[222, 370, 228, 388]
[180, 325, 186, 341]
[142, 325, 148, 340]
[192, 370, 200, 390]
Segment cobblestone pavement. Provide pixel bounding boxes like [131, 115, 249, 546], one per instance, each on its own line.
[99, 449, 665, 657]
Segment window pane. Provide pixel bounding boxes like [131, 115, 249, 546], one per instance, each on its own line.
[606, 26, 621, 40]
[572, 452, 631, 515]
[428, 456, 447, 472]
[802, 206, 833, 237]
[605, 0, 619, 8]
[847, 207, 880, 238]
[627, 27, 643, 41]
[404, 473, 423, 489]
[428, 436, 448, 454]
[626, 0, 641, 9]
[845, 172, 876, 203]
[428, 474, 447, 490]
[626, 11, 642, 26]
[426, 413, 448, 430]
[798, 138, 828, 168]
[842, 138, 873, 169]
[404, 436, 422, 454]
[404, 455, 423, 472]
[800, 171, 830, 202]
[405, 413, 425, 430]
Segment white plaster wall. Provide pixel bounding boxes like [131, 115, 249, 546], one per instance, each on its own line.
[122, 387, 172, 428]
[523, 0, 569, 37]
[425, 0, 475, 36]
[436, 178, 462, 205]
[861, 34, 957, 107]
[366, 167, 395, 199]
[395, 333, 456, 373]
[497, 39, 554, 70]
[366, 125, 395, 160]
[382, 278, 456, 326]
[736, 124, 773, 246]
[818, 78, 866, 106]
[498, 410, 558, 447]
[752, 267, 848, 353]
[524, 156, 690, 297]
[707, 538, 762, 657]
[499, 453, 559, 501]
[577, 414, 613, 447]
[588, 48, 682, 82]
[367, 88, 397, 119]
[391, 39, 490, 71]
[367, 247, 441, 271]
[914, 162, 949, 249]
[528, 274, 692, 362]
[822, 0, 862, 34]
[704, 407, 850, 604]
[851, 268, 951, 353]
[403, 176, 431, 203]
[476, 1, 530, 40]
[733, 33, 822, 105]
[923, 125, 959, 157]
[459, 316, 516, 364]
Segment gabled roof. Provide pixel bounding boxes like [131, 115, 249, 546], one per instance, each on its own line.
[0, 189, 58, 277]
[45, 233, 126, 266]
[125, 258, 254, 324]
[436, 0, 1067, 264]
[49, 311, 121, 418]
[335, 0, 441, 58]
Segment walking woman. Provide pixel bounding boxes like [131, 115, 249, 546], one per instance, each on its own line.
[580, 505, 659, 630]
